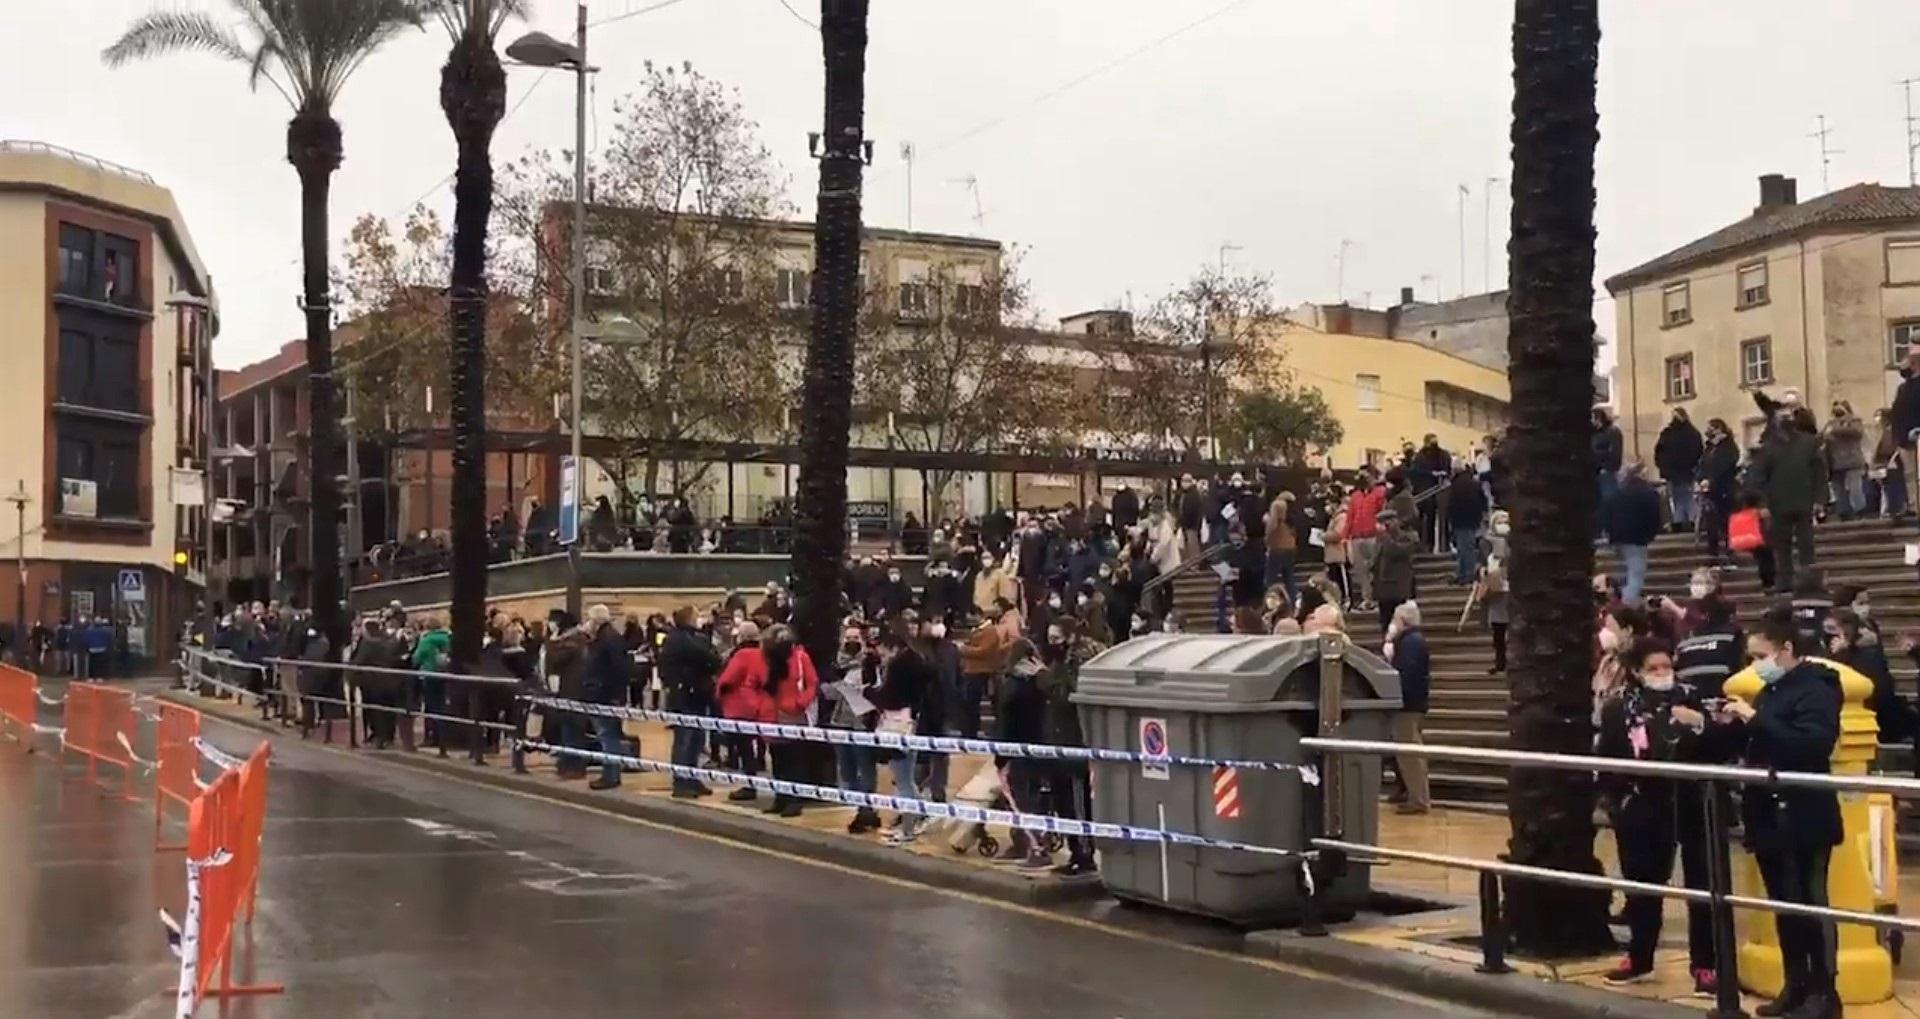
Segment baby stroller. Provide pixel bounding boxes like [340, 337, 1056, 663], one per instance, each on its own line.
[945, 758, 1064, 858]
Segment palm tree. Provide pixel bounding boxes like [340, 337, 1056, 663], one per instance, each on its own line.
[791, 0, 870, 678]
[430, 0, 520, 696]
[1501, 0, 1614, 956]
[104, 0, 426, 651]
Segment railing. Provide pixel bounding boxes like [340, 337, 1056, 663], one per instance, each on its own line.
[1140, 540, 1232, 596]
[1304, 735, 1917, 1014]
[179, 648, 519, 762]
[0, 139, 157, 182]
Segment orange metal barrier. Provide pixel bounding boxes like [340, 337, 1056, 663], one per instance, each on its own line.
[178, 739, 280, 1011]
[0, 664, 32, 748]
[154, 702, 202, 850]
[62, 682, 138, 798]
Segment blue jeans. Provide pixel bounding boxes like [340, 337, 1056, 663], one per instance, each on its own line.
[836, 744, 876, 794]
[1669, 483, 1695, 525]
[888, 750, 921, 827]
[1265, 550, 1298, 603]
[1451, 526, 1480, 582]
[1887, 465, 1910, 516]
[671, 722, 705, 788]
[1615, 543, 1649, 603]
[592, 714, 625, 786]
[1830, 469, 1865, 519]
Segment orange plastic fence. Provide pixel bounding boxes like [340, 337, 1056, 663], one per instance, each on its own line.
[62, 682, 138, 797]
[154, 702, 202, 849]
[0, 664, 32, 746]
[181, 740, 279, 1006]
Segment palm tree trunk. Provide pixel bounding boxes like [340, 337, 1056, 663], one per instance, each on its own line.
[288, 111, 344, 650]
[441, 36, 507, 689]
[791, 0, 869, 672]
[1502, 0, 1614, 956]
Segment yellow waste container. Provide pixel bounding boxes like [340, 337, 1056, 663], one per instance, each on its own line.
[1725, 658, 1893, 1006]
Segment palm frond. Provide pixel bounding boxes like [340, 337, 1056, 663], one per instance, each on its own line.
[102, 10, 249, 67]
[425, 0, 525, 42]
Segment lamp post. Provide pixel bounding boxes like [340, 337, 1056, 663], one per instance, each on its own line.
[6, 481, 28, 665]
[166, 289, 214, 657]
[508, 6, 592, 620]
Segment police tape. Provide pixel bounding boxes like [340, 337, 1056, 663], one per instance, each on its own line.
[514, 738, 1316, 883]
[522, 696, 1320, 784]
[192, 737, 246, 772]
[36, 690, 63, 706]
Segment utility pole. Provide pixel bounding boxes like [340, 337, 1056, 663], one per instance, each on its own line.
[342, 383, 360, 605]
[1217, 240, 1241, 275]
[1457, 182, 1470, 298]
[7, 481, 27, 666]
[1335, 238, 1353, 300]
[1902, 79, 1920, 186]
[900, 141, 915, 230]
[1810, 114, 1840, 193]
[1484, 176, 1504, 293]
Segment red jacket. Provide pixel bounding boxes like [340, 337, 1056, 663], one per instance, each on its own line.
[772, 646, 821, 722]
[1345, 485, 1387, 539]
[716, 647, 774, 722]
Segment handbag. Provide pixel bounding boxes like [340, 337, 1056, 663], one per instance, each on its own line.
[877, 708, 914, 736]
[1728, 507, 1765, 552]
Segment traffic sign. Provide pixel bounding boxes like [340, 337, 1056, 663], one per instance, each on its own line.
[1139, 716, 1169, 781]
[118, 569, 145, 598]
[558, 456, 579, 546]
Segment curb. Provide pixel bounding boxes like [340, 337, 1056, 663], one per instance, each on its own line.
[170, 694, 1100, 909]
[1246, 931, 1695, 1019]
[171, 692, 1691, 1018]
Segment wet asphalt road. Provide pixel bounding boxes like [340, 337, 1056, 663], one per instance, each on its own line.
[0, 713, 1489, 1019]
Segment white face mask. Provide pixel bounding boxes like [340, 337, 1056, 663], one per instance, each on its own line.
[929, 622, 947, 639]
[1598, 627, 1621, 652]
[1688, 581, 1711, 600]
[1048, 595, 1062, 609]
[1640, 669, 1675, 691]
[1856, 601, 1872, 620]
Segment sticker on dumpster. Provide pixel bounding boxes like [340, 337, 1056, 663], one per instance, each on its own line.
[1139, 717, 1169, 781]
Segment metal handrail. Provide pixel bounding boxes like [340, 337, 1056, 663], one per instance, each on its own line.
[1303, 735, 1920, 798]
[1140, 540, 1232, 595]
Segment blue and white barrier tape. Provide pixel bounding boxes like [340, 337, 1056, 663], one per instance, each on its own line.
[523, 696, 1319, 784]
[515, 738, 1315, 883]
[192, 737, 246, 772]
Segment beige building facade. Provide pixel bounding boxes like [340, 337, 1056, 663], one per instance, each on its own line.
[1607, 174, 1920, 457]
[0, 141, 218, 662]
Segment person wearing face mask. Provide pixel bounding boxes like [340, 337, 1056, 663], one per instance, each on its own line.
[1261, 585, 1292, 633]
[1264, 489, 1302, 605]
[1177, 474, 1207, 559]
[1697, 418, 1740, 562]
[1871, 408, 1910, 519]
[1035, 620, 1103, 876]
[1824, 608, 1910, 744]
[1596, 638, 1722, 994]
[1477, 510, 1512, 674]
[1383, 602, 1430, 815]
[1750, 408, 1823, 595]
[994, 637, 1051, 865]
[1593, 605, 1650, 727]
[956, 607, 1007, 739]
[1031, 587, 1065, 642]
[971, 551, 1018, 617]
[920, 557, 962, 626]
[1673, 582, 1744, 694]
[875, 564, 913, 620]
[1821, 400, 1867, 520]
[1715, 608, 1843, 1019]
[1655, 408, 1705, 533]
[1829, 583, 1878, 638]
[1370, 508, 1420, 634]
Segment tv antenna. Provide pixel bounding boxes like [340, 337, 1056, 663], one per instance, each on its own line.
[949, 174, 986, 231]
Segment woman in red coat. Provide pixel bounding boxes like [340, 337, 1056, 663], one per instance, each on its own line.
[762, 625, 820, 818]
[715, 622, 772, 800]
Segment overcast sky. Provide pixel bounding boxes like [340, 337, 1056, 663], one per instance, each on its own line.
[9, 0, 1920, 369]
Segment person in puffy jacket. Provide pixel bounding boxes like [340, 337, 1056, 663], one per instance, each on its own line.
[1035, 620, 1105, 876]
[760, 624, 820, 818]
[714, 620, 770, 800]
[581, 605, 633, 790]
[1384, 602, 1430, 815]
[1604, 463, 1663, 602]
[1655, 408, 1704, 532]
[657, 606, 720, 799]
[1821, 400, 1867, 520]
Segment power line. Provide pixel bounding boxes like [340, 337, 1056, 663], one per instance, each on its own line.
[921, 0, 1254, 158]
[773, 0, 817, 30]
[589, 0, 696, 29]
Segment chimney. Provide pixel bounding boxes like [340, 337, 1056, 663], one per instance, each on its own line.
[1756, 174, 1799, 215]
[1399, 286, 1416, 306]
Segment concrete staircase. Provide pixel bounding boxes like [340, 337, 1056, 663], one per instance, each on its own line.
[1169, 517, 1920, 803]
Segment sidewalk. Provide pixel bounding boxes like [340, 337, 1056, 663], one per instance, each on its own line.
[172, 689, 1920, 1018]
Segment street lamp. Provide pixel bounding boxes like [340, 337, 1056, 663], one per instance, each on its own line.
[507, 6, 593, 619]
[6, 481, 27, 665]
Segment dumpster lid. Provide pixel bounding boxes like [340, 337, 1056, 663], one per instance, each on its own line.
[1072, 633, 1402, 710]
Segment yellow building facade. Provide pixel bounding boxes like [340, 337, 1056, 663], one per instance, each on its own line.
[1260, 322, 1512, 470]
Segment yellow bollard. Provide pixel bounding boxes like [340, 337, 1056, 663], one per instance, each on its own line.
[1724, 659, 1893, 1005]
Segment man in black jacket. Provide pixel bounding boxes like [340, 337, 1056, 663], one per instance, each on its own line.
[1603, 463, 1663, 602]
[1411, 434, 1452, 551]
[1655, 408, 1704, 532]
[656, 605, 720, 798]
[1594, 408, 1625, 540]
[582, 604, 634, 791]
[1718, 607, 1843, 1019]
[1892, 350, 1920, 516]
[1110, 483, 1140, 530]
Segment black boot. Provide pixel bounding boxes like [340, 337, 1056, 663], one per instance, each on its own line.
[1756, 986, 1806, 1018]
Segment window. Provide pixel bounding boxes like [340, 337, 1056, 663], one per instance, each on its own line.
[584, 264, 616, 296]
[1661, 281, 1692, 326]
[1739, 337, 1773, 386]
[898, 281, 931, 319]
[952, 282, 987, 318]
[1665, 353, 1695, 400]
[775, 268, 812, 309]
[57, 225, 92, 297]
[1892, 320, 1920, 366]
[1889, 238, 1920, 286]
[56, 323, 141, 412]
[722, 266, 745, 302]
[55, 421, 142, 519]
[1355, 373, 1381, 411]
[1425, 387, 1442, 419]
[1736, 262, 1769, 308]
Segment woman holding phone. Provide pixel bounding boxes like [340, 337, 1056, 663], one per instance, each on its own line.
[1716, 605, 1843, 1019]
